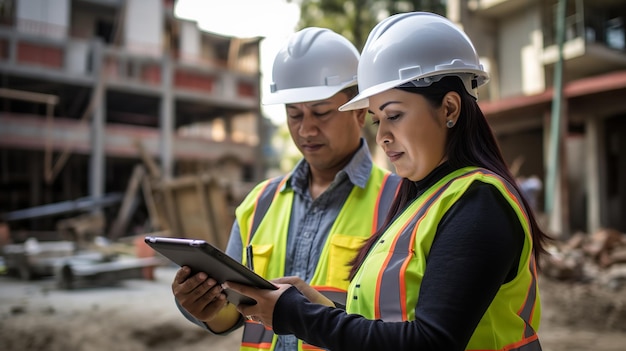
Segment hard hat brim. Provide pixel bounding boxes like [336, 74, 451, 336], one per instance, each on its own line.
[338, 79, 400, 111]
[339, 69, 489, 111]
[263, 81, 357, 105]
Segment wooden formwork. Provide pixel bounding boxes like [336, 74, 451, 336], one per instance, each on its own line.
[145, 174, 234, 251]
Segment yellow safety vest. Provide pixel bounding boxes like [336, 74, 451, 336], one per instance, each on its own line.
[237, 166, 401, 351]
[347, 167, 542, 351]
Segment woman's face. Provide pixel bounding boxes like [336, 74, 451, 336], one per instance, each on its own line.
[368, 88, 457, 181]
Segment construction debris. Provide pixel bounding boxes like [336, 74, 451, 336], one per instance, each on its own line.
[542, 228, 626, 290]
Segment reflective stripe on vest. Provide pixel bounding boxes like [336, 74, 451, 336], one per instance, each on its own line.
[241, 322, 275, 350]
[347, 167, 542, 351]
[239, 166, 401, 351]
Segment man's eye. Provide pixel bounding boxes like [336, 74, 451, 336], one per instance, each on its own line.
[313, 111, 331, 117]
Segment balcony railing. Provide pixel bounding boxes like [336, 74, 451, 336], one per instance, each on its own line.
[544, 7, 625, 52]
[0, 26, 259, 105]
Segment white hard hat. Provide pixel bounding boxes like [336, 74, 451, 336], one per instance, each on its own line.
[263, 27, 360, 105]
[339, 12, 489, 111]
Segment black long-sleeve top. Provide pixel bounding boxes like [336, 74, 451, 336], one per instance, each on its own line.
[272, 164, 526, 351]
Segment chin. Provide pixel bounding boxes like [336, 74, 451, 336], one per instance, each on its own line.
[394, 168, 411, 180]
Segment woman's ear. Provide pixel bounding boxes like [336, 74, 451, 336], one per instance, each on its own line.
[443, 91, 461, 123]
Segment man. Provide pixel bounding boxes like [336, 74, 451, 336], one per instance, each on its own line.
[171, 27, 401, 351]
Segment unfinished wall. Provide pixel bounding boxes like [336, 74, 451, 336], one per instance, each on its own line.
[498, 6, 545, 98]
[124, 0, 162, 56]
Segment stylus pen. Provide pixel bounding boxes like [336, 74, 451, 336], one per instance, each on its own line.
[246, 245, 254, 272]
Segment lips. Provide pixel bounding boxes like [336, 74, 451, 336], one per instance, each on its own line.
[301, 143, 324, 152]
[385, 150, 403, 162]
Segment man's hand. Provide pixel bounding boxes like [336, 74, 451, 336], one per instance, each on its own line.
[172, 266, 228, 322]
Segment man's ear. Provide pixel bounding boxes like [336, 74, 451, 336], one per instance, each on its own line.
[354, 108, 367, 128]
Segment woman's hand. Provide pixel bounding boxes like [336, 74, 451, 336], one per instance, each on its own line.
[223, 281, 291, 328]
[273, 276, 335, 307]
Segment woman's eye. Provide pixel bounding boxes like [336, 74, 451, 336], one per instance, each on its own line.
[387, 114, 400, 120]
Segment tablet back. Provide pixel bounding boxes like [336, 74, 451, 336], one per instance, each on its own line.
[145, 236, 276, 305]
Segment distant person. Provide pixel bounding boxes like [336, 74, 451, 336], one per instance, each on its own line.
[226, 12, 549, 351]
[519, 175, 543, 212]
[170, 27, 401, 351]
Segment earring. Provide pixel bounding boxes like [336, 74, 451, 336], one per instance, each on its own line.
[446, 120, 455, 128]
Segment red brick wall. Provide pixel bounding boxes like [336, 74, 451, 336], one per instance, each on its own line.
[237, 81, 256, 97]
[17, 42, 63, 68]
[174, 70, 214, 92]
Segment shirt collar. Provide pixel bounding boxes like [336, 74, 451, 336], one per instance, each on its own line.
[282, 138, 374, 193]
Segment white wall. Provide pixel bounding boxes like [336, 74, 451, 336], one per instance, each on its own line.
[498, 7, 544, 98]
[124, 0, 162, 56]
[179, 20, 200, 62]
[16, 0, 69, 39]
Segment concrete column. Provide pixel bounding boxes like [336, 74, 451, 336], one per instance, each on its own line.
[160, 54, 174, 180]
[585, 118, 602, 233]
[543, 109, 566, 237]
[89, 40, 105, 202]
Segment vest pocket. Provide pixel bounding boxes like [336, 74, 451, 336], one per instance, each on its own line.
[327, 234, 364, 287]
[249, 244, 273, 278]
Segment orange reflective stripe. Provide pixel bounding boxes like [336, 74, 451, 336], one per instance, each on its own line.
[241, 321, 274, 349]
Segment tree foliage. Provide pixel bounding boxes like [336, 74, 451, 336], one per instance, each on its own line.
[292, 0, 447, 50]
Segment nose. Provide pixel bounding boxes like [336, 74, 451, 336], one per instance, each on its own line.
[377, 125, 392, 146]
[298, 113, 318, 137]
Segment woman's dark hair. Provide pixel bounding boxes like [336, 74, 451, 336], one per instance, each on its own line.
[348, 76, 550, 280]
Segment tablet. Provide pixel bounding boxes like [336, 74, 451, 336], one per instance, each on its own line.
[144, 236, 276, 305]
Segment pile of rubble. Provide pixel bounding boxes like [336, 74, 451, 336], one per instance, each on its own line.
[542, 228, 626, 290]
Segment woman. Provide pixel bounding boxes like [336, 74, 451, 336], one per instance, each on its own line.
[225, 12, 548, 351]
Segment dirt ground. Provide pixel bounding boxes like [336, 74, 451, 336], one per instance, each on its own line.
[1, 266, 626, 351]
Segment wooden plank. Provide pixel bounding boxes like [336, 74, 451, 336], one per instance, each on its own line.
[205, 179, 232, 250]
[133, 139, 161, 179]
[196, 177, 217, 245]
[141, 177, 163, 230]
[163, 186, 184, 237]
[108, 164, 145, 240]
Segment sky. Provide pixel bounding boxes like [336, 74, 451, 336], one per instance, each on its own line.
[174, 0, 301, 126]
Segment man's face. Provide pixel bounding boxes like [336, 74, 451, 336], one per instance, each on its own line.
[285, 92, 365, 173]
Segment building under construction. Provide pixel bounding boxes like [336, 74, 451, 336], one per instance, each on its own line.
[449, 0, 626, 236]
[0, 0, 271, 241]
